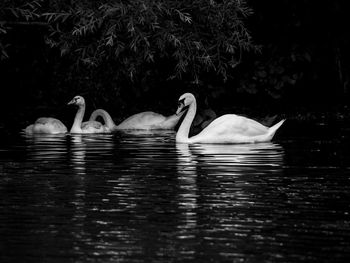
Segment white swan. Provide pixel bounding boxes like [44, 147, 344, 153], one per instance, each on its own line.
[24, 117, 67, 134]
[89, 109, 184, 131]
[68, 96, 109, 133]
[175, 93, 285, 144]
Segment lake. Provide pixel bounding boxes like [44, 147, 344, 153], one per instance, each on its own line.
[1, 121, 350, 262]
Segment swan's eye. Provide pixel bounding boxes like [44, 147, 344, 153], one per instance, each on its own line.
[178, 98, 185, 107]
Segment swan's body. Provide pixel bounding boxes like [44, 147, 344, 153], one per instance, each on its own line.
[68, 96, 109, 134]
[89, 109, 183, 130]
[24, 117, 67, 134]
[176, 93, 285, 144]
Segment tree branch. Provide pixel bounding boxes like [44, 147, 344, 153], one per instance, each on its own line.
[0, 21, 48, 27]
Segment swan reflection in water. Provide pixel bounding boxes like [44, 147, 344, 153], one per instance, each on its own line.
[177, 142, 284, 173]
[175, 142, 285, 239]
[176, 144, 199, 238]
[70, 134, 86, 176]
[117, 129, 175, 143]
[70, 133, 115, 176]
[68, 133, 116, 250]
[23, 133, 115, 176]
[23, 133, 68, 162]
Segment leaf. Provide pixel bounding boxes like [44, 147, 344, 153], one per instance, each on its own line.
[0, 25, 7, 34]
[1, 48, 9, 59]
[106, 35, 114, 46]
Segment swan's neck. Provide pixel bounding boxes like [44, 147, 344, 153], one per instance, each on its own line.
[176, 101, 196, 143]
[70, 105, 85, 133]
[91, 109, 116, 130]
[102, 111, 116, 129]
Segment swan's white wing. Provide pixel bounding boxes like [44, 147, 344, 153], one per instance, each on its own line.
[118, 111, 167, 129]
[33, 117, 67, 133]
[81, 121, 106, 133]
[35, 117, 64, 126]
[192, 114, 269, 142]
[82, 120, 102, 129]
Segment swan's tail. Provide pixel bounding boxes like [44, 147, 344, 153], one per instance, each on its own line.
[267, 119, 286, 141]
[89, 109, 116, 130]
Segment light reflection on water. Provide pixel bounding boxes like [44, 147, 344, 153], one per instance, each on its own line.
[0, 130, 350, 262]
[175, 143, 286, 260]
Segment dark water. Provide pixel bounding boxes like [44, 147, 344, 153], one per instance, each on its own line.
[1, 122, 350, 262]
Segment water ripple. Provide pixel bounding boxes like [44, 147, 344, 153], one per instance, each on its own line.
[0, 131, 350, 262]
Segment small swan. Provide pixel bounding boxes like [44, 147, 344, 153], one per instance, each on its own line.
[68, 96, 109, 134]
[89, 108, 184, 131]
[175, 93, 285, 144]
[24, 117, 67, 134]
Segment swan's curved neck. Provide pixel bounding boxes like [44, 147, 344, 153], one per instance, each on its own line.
[102, 111, 116, 129]
[71, 105, 85, 133]
[176, 100, 196, 143]
[91, 109, 116, 129]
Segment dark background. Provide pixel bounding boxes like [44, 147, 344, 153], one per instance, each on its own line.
[1, 0, 349, 133]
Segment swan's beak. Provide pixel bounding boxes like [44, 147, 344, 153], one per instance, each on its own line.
[176, 105, 183, 115]
[176, 103, 188, 115]
[67, 99, 75, 105]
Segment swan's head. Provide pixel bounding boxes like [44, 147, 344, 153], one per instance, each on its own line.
[176, 93, 195, 115]
[68, 96, 85, 107]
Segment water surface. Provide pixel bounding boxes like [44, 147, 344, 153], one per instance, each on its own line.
[1, 123, 350, 262]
